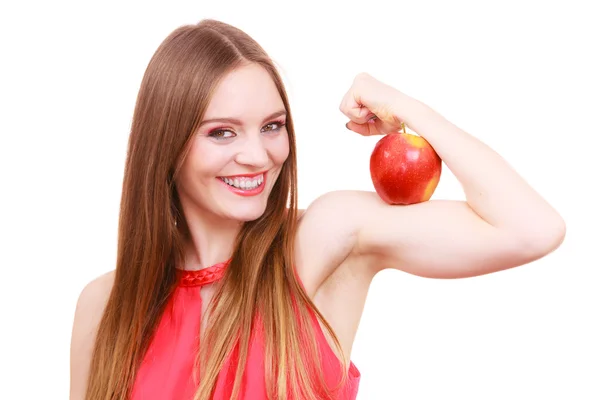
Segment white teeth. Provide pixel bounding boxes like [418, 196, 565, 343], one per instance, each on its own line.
[220, 174, 264, 190]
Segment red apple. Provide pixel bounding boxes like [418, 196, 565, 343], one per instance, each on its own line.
[370, 131, 442, 205]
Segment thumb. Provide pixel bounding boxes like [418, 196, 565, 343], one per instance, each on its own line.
[345, 120, 381, 136]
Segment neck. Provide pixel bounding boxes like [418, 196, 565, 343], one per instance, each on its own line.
[179, 209, 242, 271]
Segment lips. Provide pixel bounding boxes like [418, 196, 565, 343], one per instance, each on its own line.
[219, 173, 264, 190]
[217, 171, 267, 196]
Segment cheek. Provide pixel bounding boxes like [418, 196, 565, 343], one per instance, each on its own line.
[269, 133, 290, 165]
[183, 141, 229, 182]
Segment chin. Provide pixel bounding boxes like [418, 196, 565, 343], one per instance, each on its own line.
[228, 206, 267, 222]
[219, 196, 269, 222]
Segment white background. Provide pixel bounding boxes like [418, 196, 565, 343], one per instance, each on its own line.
[1, 0, 598, 399]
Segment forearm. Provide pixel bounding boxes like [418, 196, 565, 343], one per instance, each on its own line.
[394, 94, 565, 244]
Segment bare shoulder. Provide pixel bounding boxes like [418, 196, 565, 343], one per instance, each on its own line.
[294, 190, 367, 296]
[70, 270, 115, 400]
[294, 191, 375, 361]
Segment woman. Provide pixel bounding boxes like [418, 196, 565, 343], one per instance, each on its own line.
[69, 19, 566, 400]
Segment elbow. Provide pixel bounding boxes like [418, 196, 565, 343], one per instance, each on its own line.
[522, 215, 567, 259]
[542, 215, 567, 252]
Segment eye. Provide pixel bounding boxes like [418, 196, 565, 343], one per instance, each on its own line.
[261, 120, 285, 133]
[208, 129, 236, 140]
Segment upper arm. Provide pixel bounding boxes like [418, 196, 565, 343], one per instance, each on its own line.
[296, 190, 564, 283]
[353, 191, 565, 278]
[70, 271, 114, 400]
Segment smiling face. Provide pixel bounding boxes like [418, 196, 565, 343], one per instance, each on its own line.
[176, 63, 290, 225]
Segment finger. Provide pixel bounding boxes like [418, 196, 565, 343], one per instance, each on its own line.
[346, 120, 381, 136]
[352, 104, 373, 125]
[372, 116, 401, 135]
[339, 91, 373, 125]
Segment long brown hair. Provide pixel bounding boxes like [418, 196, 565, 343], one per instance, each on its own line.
[85, 19, 349, 400]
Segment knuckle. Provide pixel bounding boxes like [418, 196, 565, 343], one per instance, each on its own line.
[355, 72, 370, 83]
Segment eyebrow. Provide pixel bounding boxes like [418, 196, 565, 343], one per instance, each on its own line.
[200, 110, 287, 127]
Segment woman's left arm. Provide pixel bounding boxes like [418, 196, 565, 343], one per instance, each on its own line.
[324, 73, 566, 279]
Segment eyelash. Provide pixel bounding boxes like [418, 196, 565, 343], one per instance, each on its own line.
[208, 120, 286, 140]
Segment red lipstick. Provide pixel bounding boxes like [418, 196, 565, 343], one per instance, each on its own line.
[217, 171, 267, 197]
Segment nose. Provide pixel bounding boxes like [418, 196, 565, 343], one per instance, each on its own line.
[235, 135, 269, 168]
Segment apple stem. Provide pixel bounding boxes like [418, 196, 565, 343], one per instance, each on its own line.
[401, 121, 406, 134]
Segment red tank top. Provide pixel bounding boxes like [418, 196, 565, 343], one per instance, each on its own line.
[130, 260, 361, 399]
